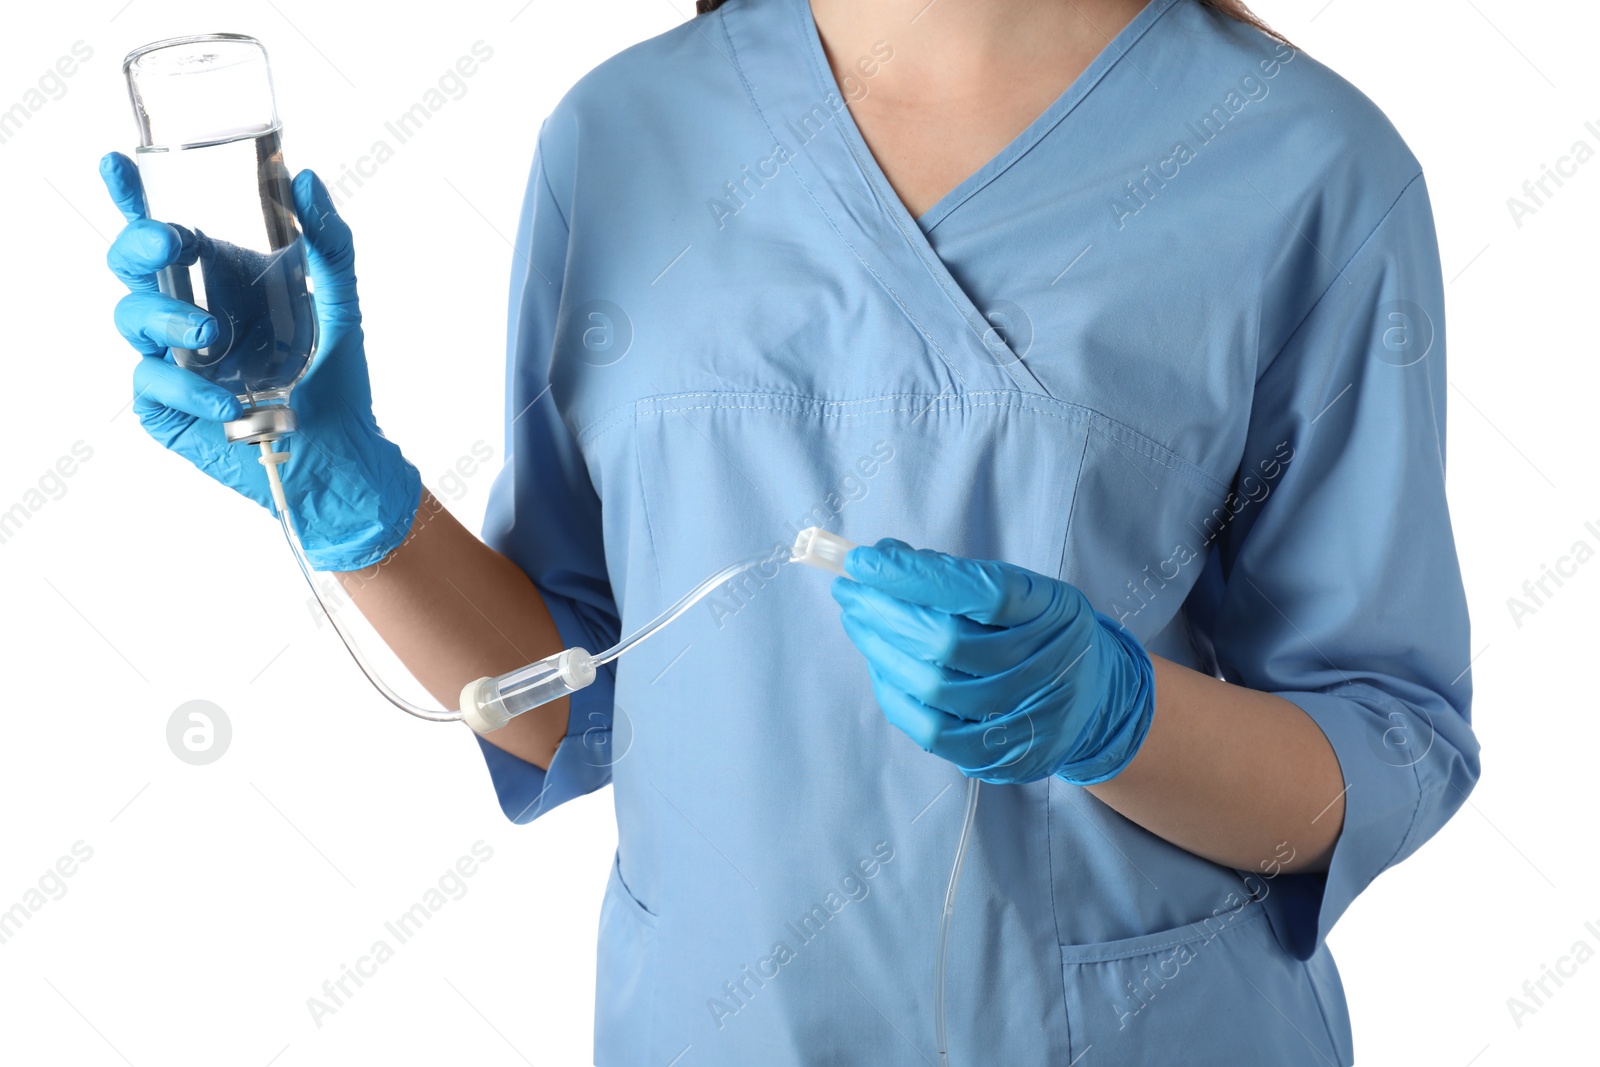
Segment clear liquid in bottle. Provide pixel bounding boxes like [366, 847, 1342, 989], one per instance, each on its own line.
[136, 125, 316, 416]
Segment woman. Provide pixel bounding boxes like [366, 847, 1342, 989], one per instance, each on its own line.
[101, 0, 1480, 1062]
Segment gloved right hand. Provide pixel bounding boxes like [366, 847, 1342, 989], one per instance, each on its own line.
[101, 151, 422, 572]
[832, 539, 1156, 785]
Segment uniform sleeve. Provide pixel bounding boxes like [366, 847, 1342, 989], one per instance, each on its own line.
[1195, 173, 1481, 960]
[474, 123, 622, 824]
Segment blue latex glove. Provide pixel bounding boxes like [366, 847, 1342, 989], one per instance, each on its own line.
[832, 539, 1156, 785]
[100, 151, 421, 572]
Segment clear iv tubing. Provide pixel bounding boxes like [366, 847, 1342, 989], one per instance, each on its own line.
[481, 549, 780, 712]
[936, 777, 980, 1067]
[600, 552, 774, 668]
[260, 440, 781, 721]
[261, 443, 463, 722]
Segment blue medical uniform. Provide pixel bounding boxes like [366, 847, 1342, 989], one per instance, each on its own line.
[475, 0, 1481, 1062]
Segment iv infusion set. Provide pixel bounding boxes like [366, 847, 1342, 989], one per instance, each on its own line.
[123, 34, 974, 1067]
[119, 32, 862, 733]
[458, 527, 857, 733]
[121, 28, 860, 725]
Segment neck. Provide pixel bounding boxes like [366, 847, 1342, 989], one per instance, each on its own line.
[808, 0, 1152, 100]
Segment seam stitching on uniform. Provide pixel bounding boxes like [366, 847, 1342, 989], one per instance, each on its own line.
[632, 407, 665, 600]
[533, 123, 571, 234]
[1059, 901, 1268, 963]
[1301, 959, 1345, 1062]
[1056, 430, 1094, 580]
[1381, 767, 1434, 879]
[577, 390, 1232, 495]
[1044, 779, 1074, 1059]
[1259, 171, 1424, 378]
[1332, 681, 1432, 881]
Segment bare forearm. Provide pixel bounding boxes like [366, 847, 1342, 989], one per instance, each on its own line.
[1085, 656, 1346, 874]
[334, 490, 569, 768]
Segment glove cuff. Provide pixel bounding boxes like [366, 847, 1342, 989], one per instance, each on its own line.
[293, 440, 425, 572]
[1052, 612, 1156, 786]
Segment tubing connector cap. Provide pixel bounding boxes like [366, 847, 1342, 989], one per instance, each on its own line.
[458, 676, 506, 735]
[791, 527, 858, 578]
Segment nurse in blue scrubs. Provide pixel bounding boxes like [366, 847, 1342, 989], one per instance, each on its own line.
[102, 0, 1480, 1062]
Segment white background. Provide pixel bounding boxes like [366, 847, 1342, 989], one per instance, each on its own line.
[0, 1, 1594, 1064]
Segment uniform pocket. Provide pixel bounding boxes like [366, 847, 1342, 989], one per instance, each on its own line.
[593, 852, 659, 1065]
[1059, 901, 1345, 1066]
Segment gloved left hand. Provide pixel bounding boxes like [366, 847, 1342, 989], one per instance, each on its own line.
[832, 539, 1156, 785]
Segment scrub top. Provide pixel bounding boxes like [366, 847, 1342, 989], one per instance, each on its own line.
[475, 0, 1481, 1062]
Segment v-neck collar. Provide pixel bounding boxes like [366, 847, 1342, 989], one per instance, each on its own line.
[716, 0, 1181, 397]
[791, 0, 1183, 235]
